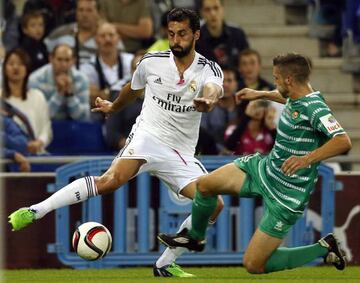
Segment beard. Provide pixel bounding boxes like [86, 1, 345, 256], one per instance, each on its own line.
[170, 39, 194, 58]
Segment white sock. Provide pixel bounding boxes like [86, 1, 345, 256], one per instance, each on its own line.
[156, 215, 192, 268]
[30, 176, 98, 219]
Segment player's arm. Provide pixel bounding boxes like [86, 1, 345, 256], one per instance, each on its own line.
[194, 83, 223, 113]
[236, 88, 287, 104]
[92, 82, 143, 114]
[282, 133, 352, 176]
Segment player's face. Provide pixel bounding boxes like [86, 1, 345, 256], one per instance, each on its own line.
[5, 54, 27, 83]
[51, 46, 74, 75]
[168, 19, 199, 58]
[23, 16, 45, 41]
[201, 0, 224, 29]
[273, 66, 289, 98]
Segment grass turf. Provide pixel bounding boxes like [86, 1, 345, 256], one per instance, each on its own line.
[3, 266, 360, 283]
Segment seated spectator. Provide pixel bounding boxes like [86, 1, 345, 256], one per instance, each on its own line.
[1, 108, 31, 172]
[201, 66, 238, 150]
[19, 10, 48, 72]
[103, 51, 144, 151]
[45, 0, 102, 67]
[148, 11, 170, 52]
[100, 0, 153, 53]
[196, 0, 249, 68]
[1, 49, 52, 154]
[238, 49, 283, 124]
[224, 100, 276, 156]
[81, 22, 134, 112]
[23, 0, 76, 34]
[238, 49, 274, 91]
[28, 44, 90, 121]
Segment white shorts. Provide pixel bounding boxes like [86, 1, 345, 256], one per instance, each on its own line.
[115, 130, 207, 195]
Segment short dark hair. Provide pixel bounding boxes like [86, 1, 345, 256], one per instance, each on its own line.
[2, 48, 31, 100]
[21, 10, 44, 30]
[239, 48, 262, 65]
[167, 8, 200, 33]
[273, 53, 312, 83]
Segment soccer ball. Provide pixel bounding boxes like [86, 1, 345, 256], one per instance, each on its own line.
[72, 221, 112, 261]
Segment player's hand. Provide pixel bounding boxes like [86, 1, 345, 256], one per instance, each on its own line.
[281, 155, 310, 176]
[91, 97, 114, 114]
[193, 97, 217, 112]
[235, 88, 263, 104]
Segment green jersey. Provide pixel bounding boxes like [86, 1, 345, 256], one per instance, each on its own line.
[259, 91, 346, 213]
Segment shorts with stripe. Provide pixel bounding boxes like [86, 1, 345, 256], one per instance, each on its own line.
[115, 129, 207, 196]
[234, 153, 302, 239]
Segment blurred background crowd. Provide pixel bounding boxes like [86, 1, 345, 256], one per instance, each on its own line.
[0, 0, 359, 172]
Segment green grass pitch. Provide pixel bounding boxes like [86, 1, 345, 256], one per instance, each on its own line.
[3, 266, 360, 283]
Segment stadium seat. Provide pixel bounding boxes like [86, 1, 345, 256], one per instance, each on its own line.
[47, 120, 113, 155]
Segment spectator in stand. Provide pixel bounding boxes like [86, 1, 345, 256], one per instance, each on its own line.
[238, 49, 273, 91]
[1, 108, 31, 172]
[196, 0, 249, 68]
[224, 99, 276, 156]
[201, 66, 238, 150]
[19, 11, 48, 72]
[81, 22, 134, 112]
[100, 0, 153, 53]
[23, 0, 77, 34]
[45, 0, 102, 67]
[1, 49, 52, 154]
[103, 49, 145, 151]
[28, 44, 90, 121]
[238, 48, 283, 124]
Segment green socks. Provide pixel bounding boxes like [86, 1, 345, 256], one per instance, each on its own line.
[188, 190, 217, 240]
[265, 243, 328, 273]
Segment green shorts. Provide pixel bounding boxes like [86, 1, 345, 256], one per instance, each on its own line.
[234, 153, 302, 239]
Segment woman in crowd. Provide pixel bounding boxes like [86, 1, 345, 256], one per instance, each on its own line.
[1, 48, 52, 154]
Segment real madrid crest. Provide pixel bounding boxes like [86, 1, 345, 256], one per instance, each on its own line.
[189, 80, 197, 93]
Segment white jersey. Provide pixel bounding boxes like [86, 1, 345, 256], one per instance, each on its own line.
[131, 50, 223, 156]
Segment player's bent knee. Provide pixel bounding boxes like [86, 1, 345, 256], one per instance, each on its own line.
[196, 177, 212, 196]
[243, 258, 265, 274]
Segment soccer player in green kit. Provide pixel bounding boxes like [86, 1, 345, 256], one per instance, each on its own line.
[158, 53, 352, 274]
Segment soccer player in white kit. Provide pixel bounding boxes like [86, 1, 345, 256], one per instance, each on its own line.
[9, 8, 224, 277]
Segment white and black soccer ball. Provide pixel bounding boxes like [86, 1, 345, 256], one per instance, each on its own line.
[72, 221, 112, 261]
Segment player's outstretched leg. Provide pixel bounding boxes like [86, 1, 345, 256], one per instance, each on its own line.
[8, 159, 144, 231]
[8, 176, 98, 231]
[246, 230, 347, 274]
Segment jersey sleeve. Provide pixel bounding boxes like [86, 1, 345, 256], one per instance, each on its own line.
[307, 99, 346, 138]
[131, 59, 147, 90]
[203, 61, 224, 87]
